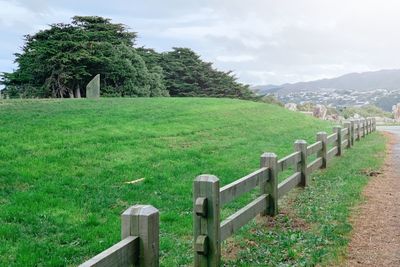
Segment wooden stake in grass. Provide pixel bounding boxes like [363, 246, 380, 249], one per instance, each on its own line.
[260, 152, 278, 216]
[333, 126, 342, 156]
[361, 119, 365, 138]
[121, 205, 159, 267]
[294, 140, 308, 187]
[344, 122, 351, 149]
[317, 132, 328, 169]
[193, 175, 220, 267]
[350, 120, 355, 146]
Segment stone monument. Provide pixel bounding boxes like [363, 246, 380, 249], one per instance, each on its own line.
[86, 74, 100, 98]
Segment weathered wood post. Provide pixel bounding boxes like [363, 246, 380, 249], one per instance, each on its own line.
[373, 118, 376, 131]
[193, 175, 220, 267]
[369, 118, 373, 133]
[362, 119, 366, 137]
[121, 205, 159, 267]
[344, 122, 351, 148]
[369, 118, 372, 133]
[368, 118, 371, 134]
[317, 132, 328, 168]
[356, 119, 361, 141]
[260, 153, 278, 216]
[294, 140, 308, 187]
[333, 126, 342, 156]
[350, 120, 355, 146]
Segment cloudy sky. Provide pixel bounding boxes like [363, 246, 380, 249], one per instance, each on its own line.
[1, 0, 400, 86]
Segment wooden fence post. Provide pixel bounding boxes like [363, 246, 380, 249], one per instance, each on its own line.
[370, 118, 374, 132]
[317, 132, 328, 168]
[294, 140, 308, 187]
[193, 175, 220, 267]
[373, 118, 376, 131]
[260, 153, 278, 216]
[370, 118, 373, 133]
[121, 205, 159, 267]
[354, 119, 358, 141]
[344, 122, 351, 149]
[362, 119, 366, 137]
[356, 119, 361, 141]
[350, 120, 355, 146]
[333, 126, 342, 156]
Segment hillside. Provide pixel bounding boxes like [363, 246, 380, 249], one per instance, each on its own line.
[255, 69, 400, 94]
[0, 98, 335, 266]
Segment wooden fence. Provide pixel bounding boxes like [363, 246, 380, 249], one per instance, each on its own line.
[193, 117, 376, 266]
[80, 118, 376, 267]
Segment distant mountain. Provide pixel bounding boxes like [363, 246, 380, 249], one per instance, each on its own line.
[251, 84, 281, 95]
[253, 69, 400, 95]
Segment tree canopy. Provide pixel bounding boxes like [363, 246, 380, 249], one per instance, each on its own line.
[1, 16, 253, 99]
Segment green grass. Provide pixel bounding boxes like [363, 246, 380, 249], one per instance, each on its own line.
[0, 98, 384, 266]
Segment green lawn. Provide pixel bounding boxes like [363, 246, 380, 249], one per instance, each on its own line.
[0, 98, 384, 266]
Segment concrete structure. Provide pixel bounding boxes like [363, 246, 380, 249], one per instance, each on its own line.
[86, 74, 100, 99]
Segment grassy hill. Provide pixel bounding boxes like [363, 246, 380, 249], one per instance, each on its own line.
[0, 98, 383, 266]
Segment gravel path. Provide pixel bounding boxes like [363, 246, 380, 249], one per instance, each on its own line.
[345, 127, 400, 266]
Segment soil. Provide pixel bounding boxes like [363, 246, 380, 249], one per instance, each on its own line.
[345, 131, 400, 266]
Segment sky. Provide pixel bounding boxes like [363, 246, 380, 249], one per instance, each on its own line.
[1, 0, 400, 86]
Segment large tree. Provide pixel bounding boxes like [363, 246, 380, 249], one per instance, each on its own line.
[138, 47, 254, 98]
[1, 16, 168, 98]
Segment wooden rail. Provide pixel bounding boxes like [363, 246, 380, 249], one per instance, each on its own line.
[80, 205, 159, 267]
[220, 194, 268, 241]
[193, 117, 376, 266]
[277, 172, 301, 199]
[80, 237, 139, 267]
[220, 167, 268, 206]
[277, 151, 301, 172]
[307, 141, 322, 156]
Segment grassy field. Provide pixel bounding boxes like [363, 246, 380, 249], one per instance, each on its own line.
[0, 98, 384, 266]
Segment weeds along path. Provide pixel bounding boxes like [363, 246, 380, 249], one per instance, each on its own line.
[346, 127, 400, 266]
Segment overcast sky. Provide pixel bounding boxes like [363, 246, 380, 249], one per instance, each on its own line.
[1, 0, 400, 86]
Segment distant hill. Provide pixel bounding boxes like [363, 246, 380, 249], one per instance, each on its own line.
[253, 69, 400, 95]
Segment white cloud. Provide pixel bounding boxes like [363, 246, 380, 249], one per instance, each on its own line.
[216, 55, 254, 63]
[0, 0, 38, 27]
[2, 0, 400, 85]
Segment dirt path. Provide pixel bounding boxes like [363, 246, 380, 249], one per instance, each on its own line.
[345, 128, 400, 266]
